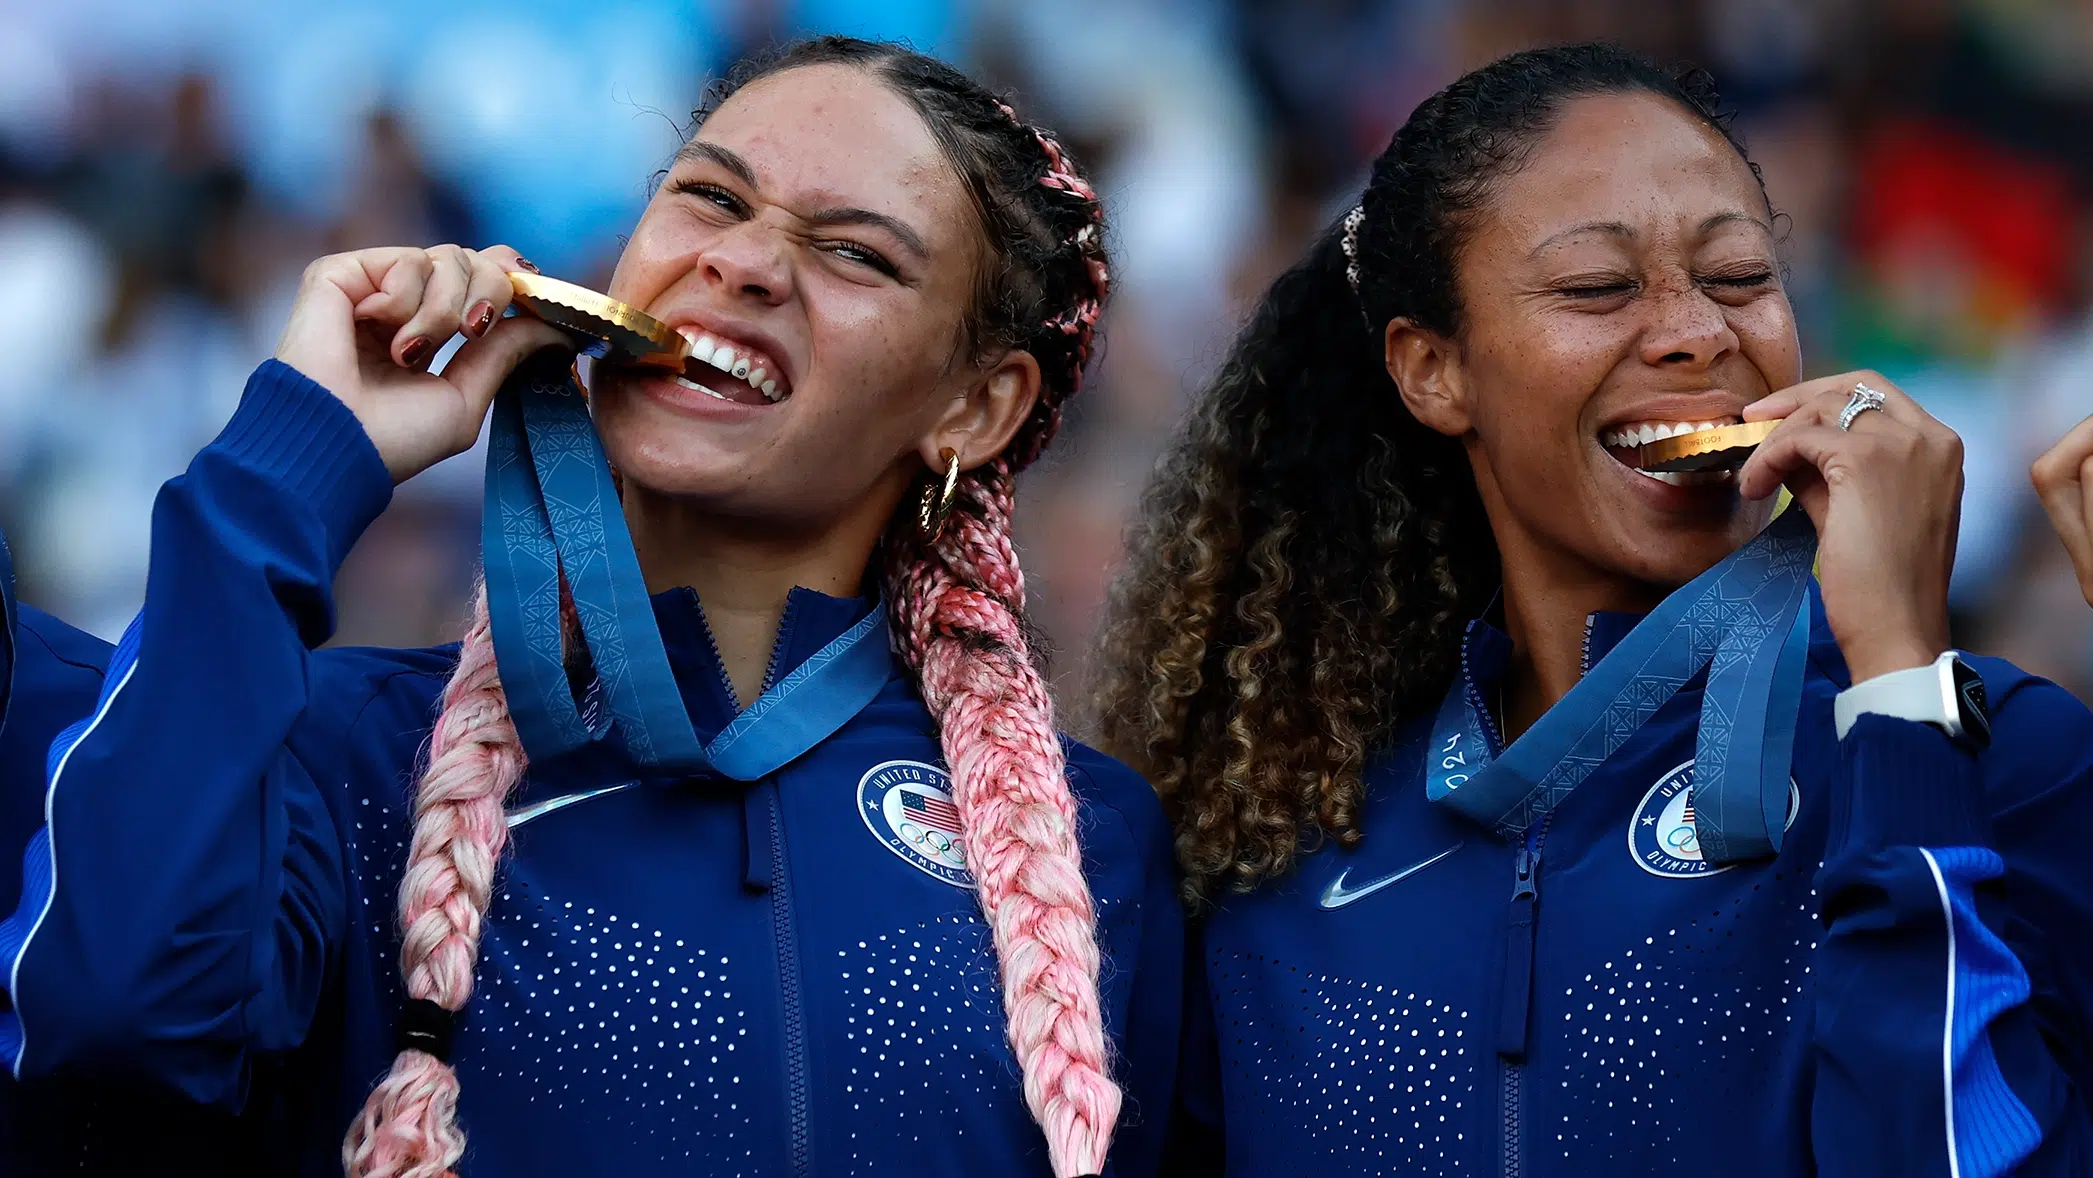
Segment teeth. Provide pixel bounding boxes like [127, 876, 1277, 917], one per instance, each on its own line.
[1605, 420, 1738, 448]
[1636, 468, 1732, 487]
[672, 374, 732, 402]
[673, 328, 785, 400]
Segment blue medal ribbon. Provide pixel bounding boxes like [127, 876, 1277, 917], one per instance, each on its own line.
[1426, 508, 1817, 865]
[481, 352, 891, 781]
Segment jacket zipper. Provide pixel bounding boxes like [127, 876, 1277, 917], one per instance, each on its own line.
[1494, 614, 1591, 1178]
[701, 587, 812, 1172]
[681, 587, 745, 714]
[759, 592, 799, 699]
[762, 598, 809, 1172]
[1460, 620, 1505, 751]
[689, 588, 799, 711]
[768, 784, 812, 1176]
[1498, 817, 1549, 1178]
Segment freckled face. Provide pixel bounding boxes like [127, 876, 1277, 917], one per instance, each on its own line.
[588, 64, 986, 534]
[1446, 91, 1801, 589]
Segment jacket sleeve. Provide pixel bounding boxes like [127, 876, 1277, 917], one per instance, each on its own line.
[0, 360, 395, 1108]
[1811, 667, 2093, 1178]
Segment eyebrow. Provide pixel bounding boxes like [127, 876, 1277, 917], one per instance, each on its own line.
[1528, 211, 1773, 257]
[673, 140, 932, 263]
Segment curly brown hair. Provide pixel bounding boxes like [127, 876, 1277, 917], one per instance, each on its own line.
[1087, 44, 1763, 906]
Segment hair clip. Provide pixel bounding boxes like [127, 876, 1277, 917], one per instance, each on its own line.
[1339, 205, 1366, 294]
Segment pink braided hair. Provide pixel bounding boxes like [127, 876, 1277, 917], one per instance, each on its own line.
[344, 584, 525, 1178]
[885, 109, 1117, 1177]
[996, 102, 1109, 368]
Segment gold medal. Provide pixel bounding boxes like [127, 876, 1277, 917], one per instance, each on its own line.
[1636, 419, 1782, 473]
[506, 272, 688, 370]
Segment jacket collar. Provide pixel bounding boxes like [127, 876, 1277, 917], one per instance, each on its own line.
[1456, 582, 1841, 716]
[515, 586, 880, 792]
[651, 585, 879, 743]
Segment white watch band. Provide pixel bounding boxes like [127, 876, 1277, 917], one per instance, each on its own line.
[1833, 650, 1960, 740]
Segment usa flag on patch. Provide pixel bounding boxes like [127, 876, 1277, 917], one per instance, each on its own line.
[857, 760, 974, 888]
[901, 788, 963, 836]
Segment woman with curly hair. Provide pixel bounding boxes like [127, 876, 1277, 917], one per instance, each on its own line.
[0, 37, 1181, 1178]
[1098, 43, 2093, 1178]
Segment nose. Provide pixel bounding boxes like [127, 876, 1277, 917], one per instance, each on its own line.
[1638, 285, 1739, 371]
[697, 222, 791, 306]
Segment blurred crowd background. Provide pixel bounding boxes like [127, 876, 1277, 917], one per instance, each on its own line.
[0, 0, 2088, 699]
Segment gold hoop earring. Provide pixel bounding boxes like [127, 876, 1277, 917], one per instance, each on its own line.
[918, 447, 961, 542]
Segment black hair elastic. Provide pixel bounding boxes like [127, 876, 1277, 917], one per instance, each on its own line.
[395, 998, 458, 1063]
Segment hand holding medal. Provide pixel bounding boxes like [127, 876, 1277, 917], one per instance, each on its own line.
[1735, 370, 1963, 681]
[272, 243, 570, 484]
[2033, 414, 2093, 607]
[272, 243, 704, 488]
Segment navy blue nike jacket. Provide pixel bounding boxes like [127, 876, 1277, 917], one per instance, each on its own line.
[0, 361, 1185, 1177]
[1174, 603, 2093, 1178]
[0, 604, 285, 1175]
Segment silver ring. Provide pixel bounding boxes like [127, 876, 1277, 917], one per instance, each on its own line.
[1838, 382, 1886, 431]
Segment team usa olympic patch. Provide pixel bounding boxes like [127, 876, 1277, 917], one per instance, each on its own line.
[1629, 759, 1801, 878]
[858, 760, 973, 887]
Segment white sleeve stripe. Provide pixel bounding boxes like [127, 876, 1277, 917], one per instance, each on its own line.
[7, 655, 141, 1079]
[1919, 846, 1961, 1178]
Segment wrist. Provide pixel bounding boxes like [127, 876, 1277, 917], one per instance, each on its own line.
[1842, 634, 1947, 685]
[1833, 650, 1992, 750]
[217, 361, 395, 570]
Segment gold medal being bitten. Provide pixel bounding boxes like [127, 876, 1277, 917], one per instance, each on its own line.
[506, 272, 689, 370]
[1636, 419, 1782, 473]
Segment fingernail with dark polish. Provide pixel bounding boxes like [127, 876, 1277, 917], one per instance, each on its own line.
[400, 337, 432, 368]
[516, 257, 540, 273]
[467, 301, 495, 336]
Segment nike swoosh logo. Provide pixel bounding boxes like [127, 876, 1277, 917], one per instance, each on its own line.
[506, 783, 639, 829]
[1318, 842, 1464, 910]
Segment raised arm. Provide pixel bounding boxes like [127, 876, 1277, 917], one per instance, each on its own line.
[0, 244, 564, 1106]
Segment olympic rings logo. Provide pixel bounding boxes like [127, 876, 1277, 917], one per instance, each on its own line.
[896, 821, 967, 865]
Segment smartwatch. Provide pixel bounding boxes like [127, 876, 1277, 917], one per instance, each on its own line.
[1833, 650, 1991, 750]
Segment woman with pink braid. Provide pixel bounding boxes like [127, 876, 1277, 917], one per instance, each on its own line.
[0, 37, 1181, 1178]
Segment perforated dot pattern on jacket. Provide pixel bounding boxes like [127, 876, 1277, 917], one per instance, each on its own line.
[345, 778, 758, 1169]
[831, 911, 1033, 1170]
[462, 884, 756, 1168]
[1212, 951, 1477, 1171]
[1548, 867, 1820, 1169]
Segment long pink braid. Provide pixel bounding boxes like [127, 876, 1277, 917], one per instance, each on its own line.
[343, 583, 534, 1178]
[883, 107, 1116, 1178]
[884, 463, 1116, 1177]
